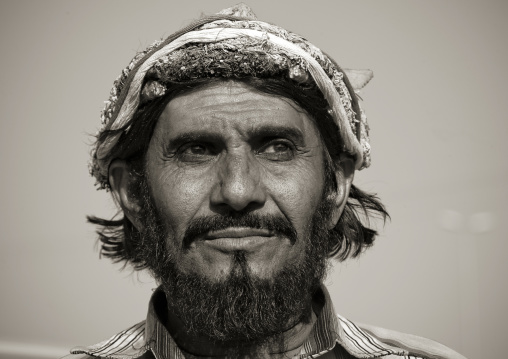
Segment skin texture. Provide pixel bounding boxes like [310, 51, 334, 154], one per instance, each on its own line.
[144, 81, 327, 281]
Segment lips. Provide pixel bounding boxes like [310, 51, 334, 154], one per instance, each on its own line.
[204, 227, 273, 239]
[201, 227, 277, 252]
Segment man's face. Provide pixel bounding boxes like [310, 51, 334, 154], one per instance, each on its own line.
[144, 81, 328, 282]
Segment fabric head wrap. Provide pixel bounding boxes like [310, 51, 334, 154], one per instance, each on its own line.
[90, 3, 374, 190]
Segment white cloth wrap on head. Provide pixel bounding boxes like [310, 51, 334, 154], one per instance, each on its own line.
[97, 27, 364, 176]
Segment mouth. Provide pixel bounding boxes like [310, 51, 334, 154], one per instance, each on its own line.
[201, 227, 277, 252]
[205, 227, 273, 239]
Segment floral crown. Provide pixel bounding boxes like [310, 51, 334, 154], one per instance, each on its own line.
[90, 4, 374, 190]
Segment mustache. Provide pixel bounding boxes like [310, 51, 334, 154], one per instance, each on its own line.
[182, 213, 298, 248]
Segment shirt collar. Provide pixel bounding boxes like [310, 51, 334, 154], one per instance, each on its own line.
[71, 285, 408, 359]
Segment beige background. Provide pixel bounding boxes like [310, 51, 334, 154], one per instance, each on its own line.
[1, 1, 507, 358]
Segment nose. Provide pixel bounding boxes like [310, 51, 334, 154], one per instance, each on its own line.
[210, 151, 266, 212]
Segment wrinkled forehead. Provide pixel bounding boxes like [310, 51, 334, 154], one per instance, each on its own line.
[154, 81, 320, 144]
[162, 81, 308, 120]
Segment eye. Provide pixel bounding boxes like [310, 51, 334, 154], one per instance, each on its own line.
[258, 140, 295, 161]
[265, 143, 290, 153]
[185, 144, 208, 155]
[177, 143, 216, 162]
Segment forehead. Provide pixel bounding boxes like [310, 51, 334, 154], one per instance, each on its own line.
[155, 81, 320, 138]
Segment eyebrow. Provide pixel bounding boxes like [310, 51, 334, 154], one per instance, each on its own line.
[166, 125, 306, 148]
[246, 125, 305, 144]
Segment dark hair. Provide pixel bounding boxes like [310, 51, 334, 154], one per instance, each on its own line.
[88, 76, 388, 268]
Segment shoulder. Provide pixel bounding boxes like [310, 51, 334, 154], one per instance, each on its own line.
[61, 320, 152, 359]
[339, 316, 468, 359]
[61, 355, 92, 359]
[60, 354, 155, 359]
[60, 353, 155, 359]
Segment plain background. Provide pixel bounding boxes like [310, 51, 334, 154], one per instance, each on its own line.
[0, 1, 507, 358]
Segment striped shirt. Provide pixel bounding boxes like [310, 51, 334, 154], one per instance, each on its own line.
[66, 286, 466, 359]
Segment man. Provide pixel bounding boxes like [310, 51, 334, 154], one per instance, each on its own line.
[67, 4, 466, 359]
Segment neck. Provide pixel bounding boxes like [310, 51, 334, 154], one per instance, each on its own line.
[164, 304, 318, 358]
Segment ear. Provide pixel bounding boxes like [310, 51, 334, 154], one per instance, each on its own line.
[109, 159, 144, 231]
[327, 153, 355, 229]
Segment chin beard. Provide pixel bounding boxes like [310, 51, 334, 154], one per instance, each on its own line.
[137, 178, 333, 351]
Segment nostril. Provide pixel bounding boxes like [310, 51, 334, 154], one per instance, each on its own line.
[214, 201, 265, 216]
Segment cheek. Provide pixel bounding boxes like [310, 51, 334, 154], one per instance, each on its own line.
[263, 163, 325, 233]
[149, 169, 212, 238]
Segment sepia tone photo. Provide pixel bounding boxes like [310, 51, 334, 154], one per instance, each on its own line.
[0, 1, 506, 358]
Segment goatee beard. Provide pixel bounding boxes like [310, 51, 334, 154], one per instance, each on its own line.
[137, 178, 333, 352]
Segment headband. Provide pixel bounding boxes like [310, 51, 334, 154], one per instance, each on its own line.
[90, 4, 373, 189]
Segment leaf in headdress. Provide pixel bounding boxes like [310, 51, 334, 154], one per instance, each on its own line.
[343, 69, 374, 91]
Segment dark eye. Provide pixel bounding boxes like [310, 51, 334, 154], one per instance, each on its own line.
[259, 141, 294, 161]
[177, 143, 215, 162]
[269, 143, 290, 152]
[186, 144, 207, 155]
